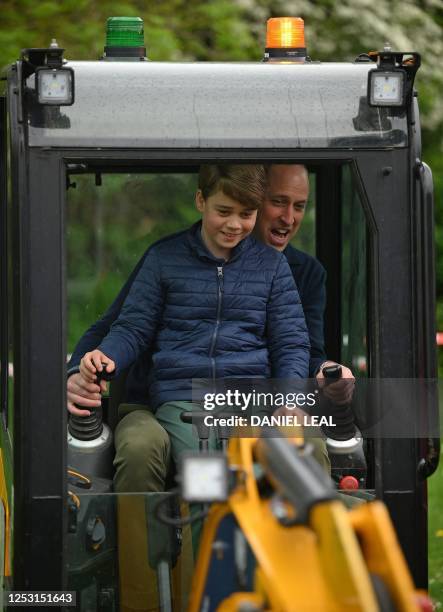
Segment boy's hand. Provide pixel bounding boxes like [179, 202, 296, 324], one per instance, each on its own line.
[316, 361, 355, 405]
[67, 372, 107, 417]
[79, 350, 115, 384]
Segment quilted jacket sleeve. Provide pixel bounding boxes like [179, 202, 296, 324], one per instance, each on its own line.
[67, 248, 150, 373]
[266, 255, 310, 378]
[97, 249, 164, 375]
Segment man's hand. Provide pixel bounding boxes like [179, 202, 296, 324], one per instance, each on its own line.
[67, 372, 107, 417]
[79, 350, 115, 383]
[316, 361, 355, 405]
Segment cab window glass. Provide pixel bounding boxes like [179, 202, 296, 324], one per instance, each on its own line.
[341, 165, 368, 375]
[290, 171, 316, 256]
[66, 173, 198, 352]
[1, 99, 12, 433]
[0, 106, 6, 425]
[66, 168, 317, 357]
[6, 184, 13, 435]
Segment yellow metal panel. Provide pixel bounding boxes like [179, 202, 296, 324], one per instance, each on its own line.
[349, 502, 421, 611]
[310, 501, 379, 611]
[0, 450, 11, 576]
[188, 437, 422, 611]
[187, 504, 231, 612]
[117, 495, 193, 612]
[226, 438, 376, 611]
[217, 592, 265, 611]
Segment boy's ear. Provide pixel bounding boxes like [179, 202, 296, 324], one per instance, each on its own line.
[195, 190, 205, 213]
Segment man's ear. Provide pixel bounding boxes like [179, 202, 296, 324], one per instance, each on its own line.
[195, 190, 205, 213]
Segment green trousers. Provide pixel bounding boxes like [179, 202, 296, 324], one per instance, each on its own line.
[113, 401, 331, 492]
[113, 407, 171, 493]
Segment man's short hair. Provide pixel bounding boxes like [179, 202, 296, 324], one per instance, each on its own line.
[264, 163, 309, 180]
[198, 164, 266, 210]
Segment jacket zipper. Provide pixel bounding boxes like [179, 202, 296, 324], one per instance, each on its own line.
[209, 265, 224, 379]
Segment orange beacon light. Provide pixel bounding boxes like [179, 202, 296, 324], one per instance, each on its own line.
[264, 17, 307, 62]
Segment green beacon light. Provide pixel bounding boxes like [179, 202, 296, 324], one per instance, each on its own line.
[103, 17, 146, 60]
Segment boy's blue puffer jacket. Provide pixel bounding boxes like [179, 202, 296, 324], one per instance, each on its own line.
[98, 222, 310, 409]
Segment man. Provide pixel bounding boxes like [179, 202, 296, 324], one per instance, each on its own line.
[67, 164, 354, 490]
[254, 164, 354, 400]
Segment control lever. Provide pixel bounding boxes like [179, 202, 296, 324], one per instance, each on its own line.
[322, 365, 358, 442]
[321, 365, 366, 489]
[180, 411, 210, 452]
[67, 363, 114, 479]
[180, 410, 237, 452]
[68, 363, 112, 441]
[216, 417, 231, 452]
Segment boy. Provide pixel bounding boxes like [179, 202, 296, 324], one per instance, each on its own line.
[79, 164, 310, 480]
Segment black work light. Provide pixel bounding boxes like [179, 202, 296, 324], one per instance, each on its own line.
[366, 48, 420, 109]
[368, 69, 405, 107]
[36, 67, 74, 105]
[180, 452, 229, 503]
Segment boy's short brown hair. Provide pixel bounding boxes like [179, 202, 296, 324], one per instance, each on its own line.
[198, 164, 266, 210]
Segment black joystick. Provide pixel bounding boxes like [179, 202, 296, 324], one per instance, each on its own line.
[322, 365, 357, 441]
[68, 363, 113, 441]
[320, 365, 366, 489]
[180, 411, 210, 452]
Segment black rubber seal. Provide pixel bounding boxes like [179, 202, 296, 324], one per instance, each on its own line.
[264, 47, 306, 60]
[104, 46, 146, 58]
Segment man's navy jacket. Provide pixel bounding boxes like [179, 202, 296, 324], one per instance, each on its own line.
[284, 244, 327, 375]
[68, 229, 326, 405]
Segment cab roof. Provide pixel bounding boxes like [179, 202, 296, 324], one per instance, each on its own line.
[25, 60, 408, 149]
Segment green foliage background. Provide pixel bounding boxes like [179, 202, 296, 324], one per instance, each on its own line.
[2, 0, 442, 346]
[66, 173, 201, 348]
[1, 0, 443, 602]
